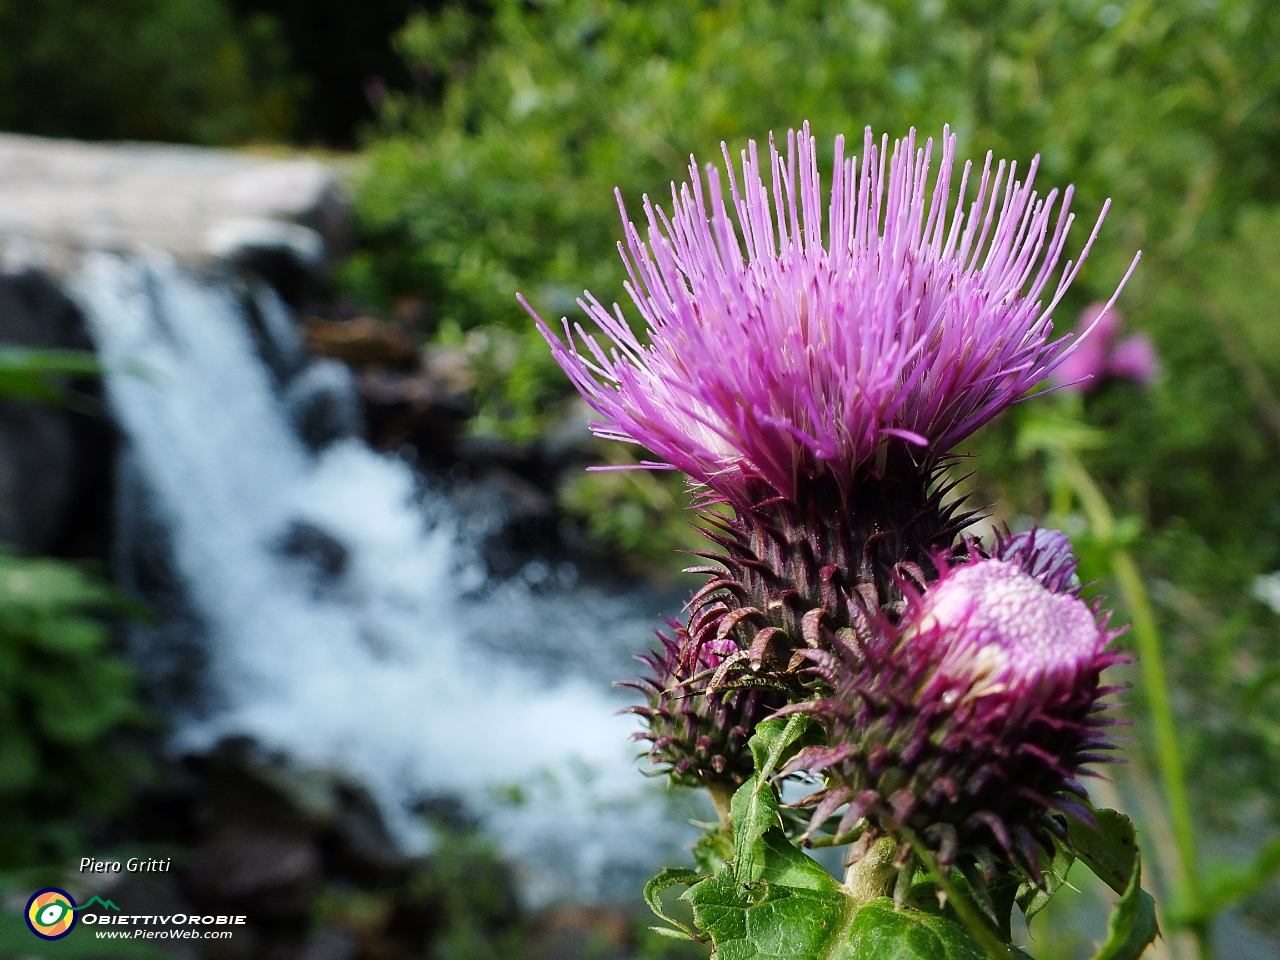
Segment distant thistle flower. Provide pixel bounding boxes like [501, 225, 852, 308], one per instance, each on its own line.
[525, 124, 1139, 695]
[1051, 303, 1158, 391]
[779, 541, 1126, 892]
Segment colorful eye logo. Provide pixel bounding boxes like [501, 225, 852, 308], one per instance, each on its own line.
[26, 888, 78, 940]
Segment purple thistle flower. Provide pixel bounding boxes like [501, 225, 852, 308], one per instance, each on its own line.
[779, 543, 1126, 885]
[1051, 302, 1158, 391]
[994, 526, 1081, 594]
[524, 124, 1139, 508]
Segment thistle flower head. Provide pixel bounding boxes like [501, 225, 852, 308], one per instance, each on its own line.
[782, 541, 1125, 881]
[526, 124, 1138, 508]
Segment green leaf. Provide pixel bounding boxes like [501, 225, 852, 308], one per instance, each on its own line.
[1089, 858, 1160, 960]
[684, 828, 848, 960]
[731, 774, 782, 882]
[1017, 836, 1075, 922]
[837, 898, 995, 960]
[686, 827, 1037, 960]
[747, 714, 813, 783]
[1065, 805, 1139, 895]
[643, 867, 704, 941]
[0, 348, 99, 406]
[693, 824, 735, 875]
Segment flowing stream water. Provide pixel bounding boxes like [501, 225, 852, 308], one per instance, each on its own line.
[74, 252, 695, 904]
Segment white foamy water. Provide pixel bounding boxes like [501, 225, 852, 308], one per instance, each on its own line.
[74, 252, 692, 904]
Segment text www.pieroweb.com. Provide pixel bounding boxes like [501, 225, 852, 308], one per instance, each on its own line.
[86, 914, 244, 940]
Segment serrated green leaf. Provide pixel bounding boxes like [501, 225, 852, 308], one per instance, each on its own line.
[686, 827, 1037, 960]
[748, 715, 813, 783]
[1065, 804, 1138, 895]
[837, 898, 993, 960]
[643, 866, 704, 941]
[685, 829, 848, 960]
[731, 774, 782, 883]
[1089, 858, 1160, 960]
[1018, 837, 1075, 922]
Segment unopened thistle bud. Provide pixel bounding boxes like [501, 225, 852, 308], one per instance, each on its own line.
[781, 542, 1126, 886]
[620, 624, 780, 790]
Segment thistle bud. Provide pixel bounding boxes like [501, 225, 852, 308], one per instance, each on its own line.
[782, 547, 1126, 883]
[621, 623, 780, 790]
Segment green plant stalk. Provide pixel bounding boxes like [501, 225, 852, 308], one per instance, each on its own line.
[706, 782, 735, 830]
[1056, 453, 1211, 957]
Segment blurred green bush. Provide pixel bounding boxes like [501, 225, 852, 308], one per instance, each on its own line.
[0, 554, 143, 868]
[0, 0, 306, 143]
[346, 0, 1280, 876]
[0, 352, 145, 869]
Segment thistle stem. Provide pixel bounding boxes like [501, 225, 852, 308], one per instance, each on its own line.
[1057, 452, 1209, 956]
[842, 835, 898, 905]
[706, 781, 735, 830]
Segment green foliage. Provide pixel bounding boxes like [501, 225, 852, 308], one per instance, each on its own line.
[557, 449, 708, 573]
[0, 906, 168, 958]
[391, 822, 529, 960]
[351, 0, 1280, 592]
[841, 900, 995, 960]
[684, 828, 853, 960]
[0, 0, 305, 143]
[0, 554, 145, 868]
[644, 724, 1163, 958]
[1063, 807, 1143, 898]
[1090, 861, 1160, 960]
[0, 346, 146, 866]
[0, 349, 100, 406]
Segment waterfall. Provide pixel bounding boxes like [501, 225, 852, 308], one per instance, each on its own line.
[74, 252, 693, 904]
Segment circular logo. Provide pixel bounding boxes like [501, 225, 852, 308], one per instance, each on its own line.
[25, 888, 77, 940]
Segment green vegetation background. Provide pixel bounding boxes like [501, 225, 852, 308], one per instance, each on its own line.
[3, 0, 1280, 954]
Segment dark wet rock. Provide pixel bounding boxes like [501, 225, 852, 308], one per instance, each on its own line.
[186, 825, 322, 918]
[449, 469, 558, 580]
[235, 275, 308, 385]
[211, 219, 326, 309]
[0, 269, 115, 558]
[274, 521, 350, 581]
[285, 361, 365, 450]
[297, 927, 358, 960]
[357, 366, 472, 470]
[114, 452, 214, 714]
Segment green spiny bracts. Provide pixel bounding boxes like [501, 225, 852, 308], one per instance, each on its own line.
[620, 623, 781, 791]
[776, 539, 1127, 899]
[682, 454, 977, 696]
